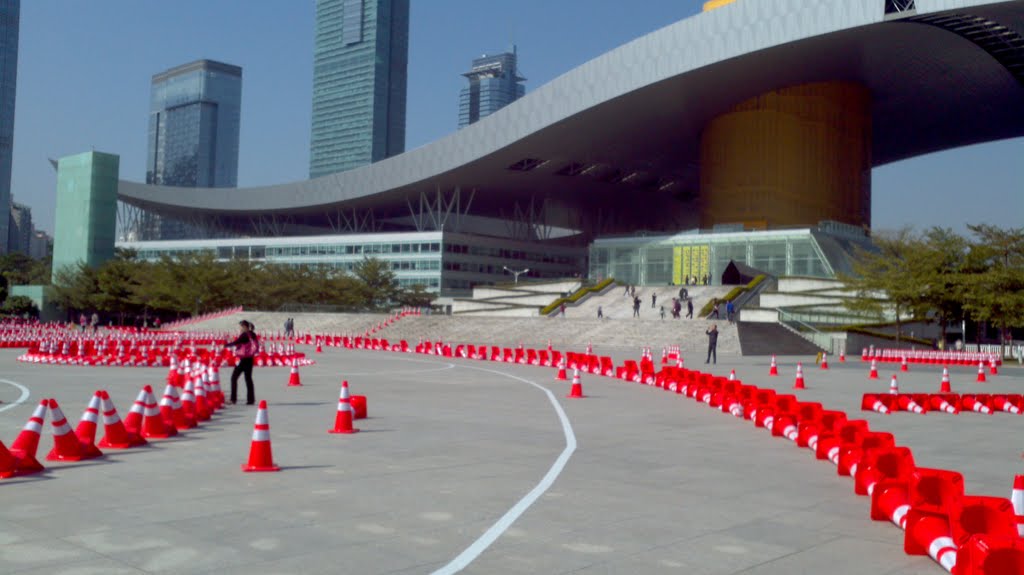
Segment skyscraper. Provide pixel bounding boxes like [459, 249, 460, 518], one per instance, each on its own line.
[147, 59, 242, 188]
[8, 200, 30, 255]
[0, 0, 20, 254]
[459, 49, 525, 129]
[310, 0, 409, 178]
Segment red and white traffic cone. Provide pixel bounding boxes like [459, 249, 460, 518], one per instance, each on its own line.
[567, 369, 585, 399]
[868, 359, 879, 380]
[47, 399, 100, 461]
[242, 400, 279, 472]
[180, 379, 198, 426]
[769, 355, 778, 376]
[97, 391, 146, 449]
[793, 363, 806, 390]
[328, 381, 359, 434]
[940, 367, 952, 393]
[193, 378, 212, 421]
[930, 395, 959, 415]
[555, 359, 567, 381]
[1012, 473, 1024, 537]
[73, 392, 105, 457]
[889, 375, 899, 395]
[122, 387, 149, 434]
[820, 353, 829, 370]
[287, 359, 302, 387]
[839, 350, 846, 363]
[315, 340, 322, 353]
[900, 356, 909, 372]
[977, 361, 987, 383]
[728, 369, 736, 381]
[990, 357, 999, 376]
[10, 400, 48, 473]
[660, 347, 668, 365]
[141, 387, 176, 439]
[963, 396, 993, 415]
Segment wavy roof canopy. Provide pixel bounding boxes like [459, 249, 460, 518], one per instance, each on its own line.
[119, 0, 1024, 234]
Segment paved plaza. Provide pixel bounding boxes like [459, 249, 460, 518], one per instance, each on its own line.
[0, 346, 1021, 574]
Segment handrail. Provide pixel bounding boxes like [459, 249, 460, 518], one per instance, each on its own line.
[777, 307, 832, 353]
[541, 277, 615, 316]
[699, 274, 767, 317]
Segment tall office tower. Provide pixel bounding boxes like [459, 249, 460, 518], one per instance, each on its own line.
[147, 59, 242, 188]
[144, 59, 241, 239]
[459, 48, 525, 128]
[309, 0, 409, 178]
[8, 200, 31, 254]
[0, 0, 20, 254]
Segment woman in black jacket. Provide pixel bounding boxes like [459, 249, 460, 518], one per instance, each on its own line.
[224, 321, 259, 405]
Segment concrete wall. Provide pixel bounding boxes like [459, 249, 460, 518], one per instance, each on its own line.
[776, 277, 845, 293]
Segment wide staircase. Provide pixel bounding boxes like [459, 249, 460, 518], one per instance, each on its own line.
[179, 311, 391, 336]
[371, 315, 740, 354]
[570, 285, 731, 320]
[452, 280, 581, 317]
[736, 322, 824, 356]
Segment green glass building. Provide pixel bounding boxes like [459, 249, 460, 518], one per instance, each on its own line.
[53, 151, 120, 274]
[309, 0, 409, 177]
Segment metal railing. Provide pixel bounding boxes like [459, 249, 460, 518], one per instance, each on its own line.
[777, 308, 834, 353]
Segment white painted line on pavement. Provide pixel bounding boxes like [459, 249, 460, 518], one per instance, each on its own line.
[431, 364, 577, 575]
[0, 378, 31, 413]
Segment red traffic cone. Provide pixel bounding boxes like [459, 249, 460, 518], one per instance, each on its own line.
[977, 361, 987, 383]
[990, 357, 999, 376]
[193, 378, 212, 421]
[868, 359, 879, 380]
[180, 379, 198, 426]
[97, 391, 146, 449]
[900, 356, 909, 372]
[141, 388, 176, 439]
[555, 359, 567, 381]
[287, 360, 302, 387]
[47, 399, 100, 461]
[122, 387, 149, 434]
[1012, 474, 1024, 537]
[839, 350, 846, 363]
[567, 370, 585, 399]
[315, 341, 322, 353]
[889, 375, 899, 395]
[769, 355, 779, 376]
[0, 440, 22, 479]
[940, 367, 952, 393]
[793, 363, 806, 390]
[160, 384, 193, 430]
[9, 400, 48, 474]
[328, 381, 359, 434]
[820, 353, 829, 370]
[728, 369, 736, 381]
[73, 392, 105, 457]
[242, 400, 280, 472]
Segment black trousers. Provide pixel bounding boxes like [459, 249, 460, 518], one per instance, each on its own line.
[231, 357, 255, 404]
[706, 344, 717, 364]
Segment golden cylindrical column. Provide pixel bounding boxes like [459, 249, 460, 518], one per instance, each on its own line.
[698, 82, 872, 230]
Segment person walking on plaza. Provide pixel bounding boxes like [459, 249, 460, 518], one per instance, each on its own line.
[225, 320, 259, 405]
[686, 298, 694, 319]
[651, 293, 657, 308]
[726, 300, 735, 323]
[90, 312, 99, 334]
[79, 313, 87, 332]
[597, 305, 603, 319]
[710, 300, 721, 319]
[623, 284, 630, 296]
[705, 324, 719, 364]
[660, 306, 666, 320]
[560, 303, 567, 317]
[633, 296, 641, 317]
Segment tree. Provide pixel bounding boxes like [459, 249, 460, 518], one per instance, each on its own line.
[395, 283, 433, 308]
[353, 257, 399, 310]
[841, 229, 934, 343]
[48, 262, 100, 317]
[2, 295, 38, 317]
[917, 227, 969, 344]
[960, 225, 1024, 355]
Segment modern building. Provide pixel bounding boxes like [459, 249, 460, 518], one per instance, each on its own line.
[459, 48, 526, 128]
[28, 229, 51, 260]
[7, 200, 30, 254]
[53, 151, 119, 275]
[309, 0, 410, 177]
[112, 0, 1024, 295]
[131, 59, 242, 241]
[0, 0, 19, 254]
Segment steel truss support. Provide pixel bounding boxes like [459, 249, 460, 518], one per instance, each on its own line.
[326, 207, 379, 234]
[501, 196, 554, 241]
[406, 186, 476, 232]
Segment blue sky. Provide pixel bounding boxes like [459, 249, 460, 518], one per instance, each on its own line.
[10, 0, 1023, 234]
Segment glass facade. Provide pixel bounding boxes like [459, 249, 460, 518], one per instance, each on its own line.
[53, 152, 120, 274]
[459, 49, 525, 128]
[119, 231, 585, 297]
[146, 60, 242, 188]
[0, 0, 19, 253]
[310, 0, 409, 177]
[589, 225, 871, 286]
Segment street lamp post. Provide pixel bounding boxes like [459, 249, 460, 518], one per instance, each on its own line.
[503, 266, 530, 286]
